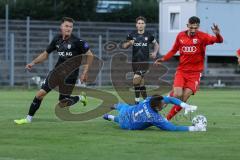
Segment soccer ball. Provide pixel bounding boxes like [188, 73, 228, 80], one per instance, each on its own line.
[192, 115, 207, 127]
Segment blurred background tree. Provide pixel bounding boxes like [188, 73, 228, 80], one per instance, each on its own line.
[0, 0, 158, 22]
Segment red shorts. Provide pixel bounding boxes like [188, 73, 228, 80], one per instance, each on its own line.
[173, 70, 202, 94]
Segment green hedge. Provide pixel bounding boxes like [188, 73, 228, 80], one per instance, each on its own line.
[0, 0, 158, 22]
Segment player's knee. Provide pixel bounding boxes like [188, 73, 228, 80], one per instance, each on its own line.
[140, 79, 145, 86]
[36, 94, 44, 100]
[36, 90, 47, 100]
[182, 95, 190, 102]
[173, 92, 183, 99]
[133, 76, 141, 86]
[182, 90, 193, 102]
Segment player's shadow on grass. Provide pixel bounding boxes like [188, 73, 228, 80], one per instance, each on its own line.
[33, 118, 61, 123]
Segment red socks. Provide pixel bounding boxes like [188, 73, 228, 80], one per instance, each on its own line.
[166, 91, 182, 120]
[166, 105, 182, 120]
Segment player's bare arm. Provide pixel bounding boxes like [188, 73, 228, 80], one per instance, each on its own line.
[25, 51, 49, 71]
[211, 23, 220, 35]
[154, 34, 180, 66]
[122, 40, 134, 49]
[80, 49, 94, 82]
[150, 41, 159, 59]
[154, 47, 177, 65]
[154, 57, 164, 65]
[210, 23, 223, 43]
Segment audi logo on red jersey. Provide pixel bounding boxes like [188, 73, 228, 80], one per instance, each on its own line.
[181, 46, 197, 53]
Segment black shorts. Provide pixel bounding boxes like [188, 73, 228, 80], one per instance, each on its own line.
[41, 72, 77, 94]
[132, 62, 149, 76]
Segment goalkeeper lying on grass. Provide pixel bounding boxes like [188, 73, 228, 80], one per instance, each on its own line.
[103, 95, 206, 132]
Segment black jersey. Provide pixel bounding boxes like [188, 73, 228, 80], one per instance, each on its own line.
[126, 31, 156, 62]
[46, 34, 90, 79]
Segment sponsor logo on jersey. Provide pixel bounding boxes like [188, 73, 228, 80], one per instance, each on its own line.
[181, 46, 197, 53]
[58, 52, 72, 56]
[193, 39, 198, 44]
[134, 42, 147, 47]
[84, 42, 89, 49]
[143, 103, 151, 118]
[145, 37, 148, 41]
[67, 44, 71, 49]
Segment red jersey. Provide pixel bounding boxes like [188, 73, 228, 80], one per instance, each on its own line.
[237, 49, 240, 57]
[162, 30, 223, 72]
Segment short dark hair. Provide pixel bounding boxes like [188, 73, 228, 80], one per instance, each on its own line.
[149, 94, 163, 110]
[136, 16, 146, 23]
[61, 17, 74, 24]
[188, 16, 200, 24]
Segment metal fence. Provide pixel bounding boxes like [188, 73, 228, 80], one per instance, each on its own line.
[1, 5, 239, 87]
[0, 17, 159, 87]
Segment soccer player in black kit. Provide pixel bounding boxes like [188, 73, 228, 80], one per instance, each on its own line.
[14, 17, 93, 124]
[122, 16, 159, 104]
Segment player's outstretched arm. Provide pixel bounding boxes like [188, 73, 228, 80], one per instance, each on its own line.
[152, 116, 206, 132]
[210, 23, 223, 43]
[163, 96, 185, 106]
[152, 119, 189, 131]
[80, 50, 94, 82]
[211, 23, 220, 35]
[150, 41, 159, 59]
[154, 35, 180, 65]
[154, 49, 177, 65]
[154, 57, 164, 65]
[122, 40, 134, 49]
[163, 96, 197, 114]
[25, 51, 49, 71]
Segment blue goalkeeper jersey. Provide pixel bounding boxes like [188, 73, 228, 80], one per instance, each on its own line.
[117, 96, 186, 130]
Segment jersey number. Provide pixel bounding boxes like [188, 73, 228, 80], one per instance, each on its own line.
[134, 109, 144, 117]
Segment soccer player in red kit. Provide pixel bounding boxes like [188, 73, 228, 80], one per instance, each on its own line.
[155, 16, 223, 120]
[237, 49, 240, 65]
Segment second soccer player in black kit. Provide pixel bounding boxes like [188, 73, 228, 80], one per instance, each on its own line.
[14, 17, 93, 124]
[122, 16, 159, 104]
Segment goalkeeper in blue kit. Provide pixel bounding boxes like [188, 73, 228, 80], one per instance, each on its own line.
[103, 95, 206, 132]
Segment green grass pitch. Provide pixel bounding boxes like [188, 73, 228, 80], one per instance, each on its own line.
[0, 88, 240, 160]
